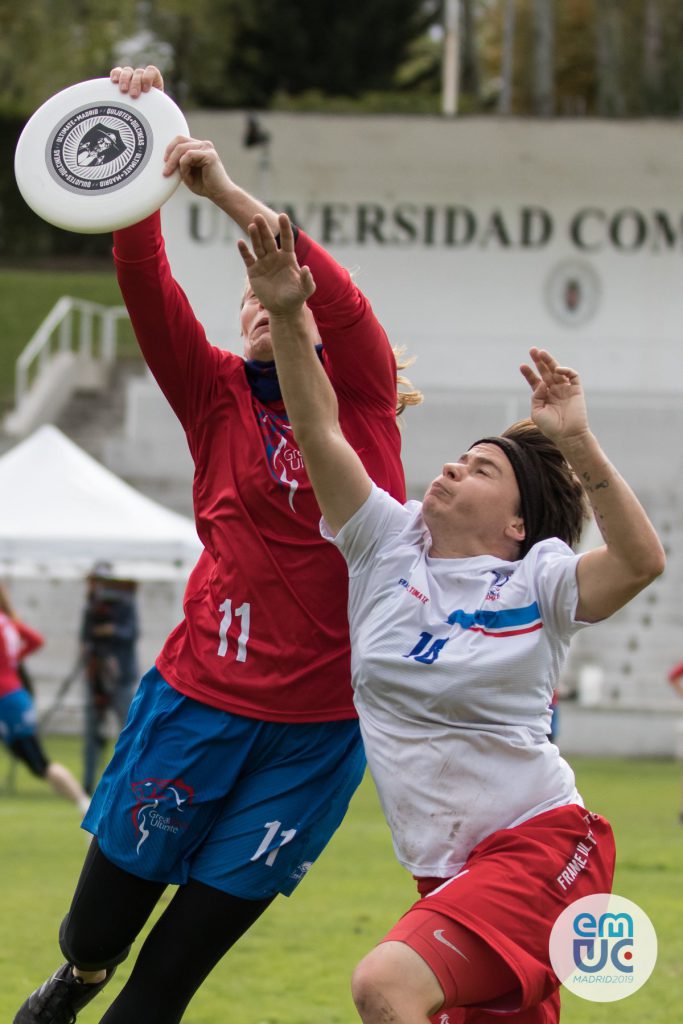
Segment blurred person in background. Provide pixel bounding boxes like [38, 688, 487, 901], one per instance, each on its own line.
[235, 213, 666, 1024]
[13, 63, 420, 1024]
[666, 660, 683, 823]
[667, 660, 683, 698]
[0, 582, 90, 815]
[80, 561, 139, 795]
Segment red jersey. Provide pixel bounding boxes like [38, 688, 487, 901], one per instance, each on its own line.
[113, 213, 405, 722]
[0, 612, 43, 698]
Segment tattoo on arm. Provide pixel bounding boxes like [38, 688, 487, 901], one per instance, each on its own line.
[581, 472, 610, 493]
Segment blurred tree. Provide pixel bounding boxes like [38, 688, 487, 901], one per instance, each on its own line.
[115, 0, 241, 106]
[642, 0, 663, 101]
[211, 0, 442, 107]
[461, 0, 482, 100]
[498, 0, 516, 112]
[532, 0, 555, 115]
[482, 0, 683, 117]
[623, 0, 683, 114]
[596, 0, 625, 115]
[555, 0, 595, 116]
[0, 0, 137, 116]
[4, 1, 683, 127]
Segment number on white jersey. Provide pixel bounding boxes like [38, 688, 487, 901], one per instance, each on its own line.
[404, 631, 449, 665]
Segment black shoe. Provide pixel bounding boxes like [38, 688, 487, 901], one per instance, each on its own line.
[14, 962, 115, 1023]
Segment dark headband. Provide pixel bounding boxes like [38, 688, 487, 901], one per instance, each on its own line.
[469, 435, 544, 557]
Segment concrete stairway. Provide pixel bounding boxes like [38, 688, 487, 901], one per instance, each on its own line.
[55, 357, 143, 462]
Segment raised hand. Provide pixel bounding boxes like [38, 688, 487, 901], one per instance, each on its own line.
[237, 213, 316, 314]
[160, 136, 235, 197]
[520, 347, 589, 445]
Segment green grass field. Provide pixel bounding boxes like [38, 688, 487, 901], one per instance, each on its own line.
[0, 269, 139, 404]
[0, 743, 681, 1023]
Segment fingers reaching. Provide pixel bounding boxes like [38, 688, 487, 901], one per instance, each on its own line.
[236, 213, 316, 310]
[162, 137, 220, 183]
[236, 238, 255, 269]
[519, 363, 540, 390]
[163, 136, 194, 177]
[519, 346, 589, 445]
[530, 347, 557, 382]
[110, 65, 163, 97]
[238, 214, 286, 266]
[300, 267, 315, 295]
[247, 215, 278, 259]
[278, 212, 295, 253]
[523, 348, 579, 389]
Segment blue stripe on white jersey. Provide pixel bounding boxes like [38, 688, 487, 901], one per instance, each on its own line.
[445, 602, 543, 637]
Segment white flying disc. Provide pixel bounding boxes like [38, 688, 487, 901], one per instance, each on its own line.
[14, 77, 189, 234]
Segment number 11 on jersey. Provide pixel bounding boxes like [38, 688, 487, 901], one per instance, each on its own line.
[217, 597, 251, 662]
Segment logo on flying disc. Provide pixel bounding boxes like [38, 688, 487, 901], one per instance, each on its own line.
[47, 103, 152, 195]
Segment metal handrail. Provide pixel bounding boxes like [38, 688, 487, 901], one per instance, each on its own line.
[14, 297, 129, 407]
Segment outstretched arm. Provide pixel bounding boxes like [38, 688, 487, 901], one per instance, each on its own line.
[237, 214, 372, 534]
[521, 348, 665, 622]
[111, 65, 279, 234]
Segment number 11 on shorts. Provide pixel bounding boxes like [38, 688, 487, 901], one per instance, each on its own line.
[251, 820, 298, 866]
[217, 597, 251, 662]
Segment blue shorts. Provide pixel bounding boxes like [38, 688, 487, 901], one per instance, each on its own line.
[83, 667, 365, 900]
[0, 689, 37, 743]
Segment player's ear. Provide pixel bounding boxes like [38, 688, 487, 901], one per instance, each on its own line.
[505, 515, 525, 544]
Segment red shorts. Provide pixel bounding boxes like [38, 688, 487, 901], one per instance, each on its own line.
[381, 803, 615, 1022]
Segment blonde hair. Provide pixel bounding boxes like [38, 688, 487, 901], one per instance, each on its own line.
[393, 347, 423, 418]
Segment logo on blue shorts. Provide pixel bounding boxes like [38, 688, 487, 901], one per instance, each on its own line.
[131, 777, 194, 854]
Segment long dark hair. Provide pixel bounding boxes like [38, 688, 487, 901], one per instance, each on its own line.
[502, 419, 589, 551]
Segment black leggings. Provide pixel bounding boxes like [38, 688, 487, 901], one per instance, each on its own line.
[60, 840, 274, 1024]
[9, 735, 49, 777]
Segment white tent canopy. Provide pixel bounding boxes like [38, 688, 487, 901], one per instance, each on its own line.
[0, 424, 201, 572]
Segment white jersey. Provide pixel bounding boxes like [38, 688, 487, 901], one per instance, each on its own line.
[323, 484, 588, 878]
